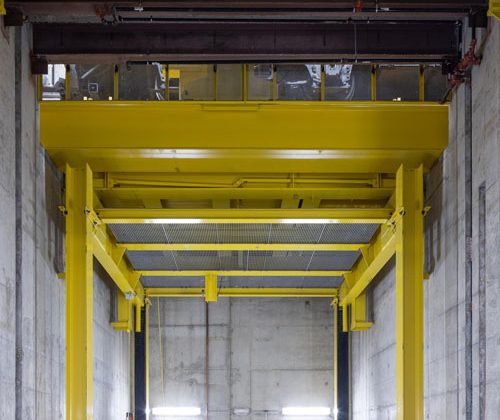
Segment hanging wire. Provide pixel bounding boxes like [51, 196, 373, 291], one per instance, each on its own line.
[157, 297, 166, 405]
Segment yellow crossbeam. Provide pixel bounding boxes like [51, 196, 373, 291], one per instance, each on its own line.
[97, 208, 392, 224]
[139, 270, 347, 277]
[122, 243, 365, 252]
[145, 287, 338, 298]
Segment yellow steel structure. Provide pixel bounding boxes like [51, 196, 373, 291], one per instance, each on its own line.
[489, 0, 500, 19]
[0, 0, 5, 15]
[138, 270, 348, 277]
[40, 101, 447, 174]
[121, 243, 365, 252]
[395, 165, 424, 420]
[96, 208, 392, 224]
[43, 93, 440, 420]
[65, 165, 94, 420]
[146, 287, 339, 298]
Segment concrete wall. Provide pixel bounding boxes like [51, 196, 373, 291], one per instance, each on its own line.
[351, 18, 500, 420]
[149, 298, 335, 420]
[0, 21, 131, 419]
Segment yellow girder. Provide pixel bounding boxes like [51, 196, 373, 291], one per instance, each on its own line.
[41, 101, 447, 173]
[96, 208, 392, 224]
[138, 270, 347, 277]
[121, 243, 366, 252]
[145, 287, 338, 298]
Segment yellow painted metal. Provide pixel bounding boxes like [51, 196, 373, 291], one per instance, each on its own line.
[371, 65, 377, 101]
[145, 300, 150, 415]
[65, 164, 93, 420]
[395, 165, 424, 420]
[97, 208, 392, 224]
[139, 270, 348, 277]
[320, 64, 326, 101]
[65, 65, 71, 100]
[0, 0, 5, 15]
[419, 66, 425, 102]
[111, 291, 133, 332]
[113, 65, 119, 100]
[122, 243, 366, 252]
[37, 75, 43, 102]
[205, 272, 218, 302]
[340, 225, 396, 306]
[91, 219, 144, 305]
[146, 287, 338, 298]
[489, 0, 500, 18]
[135, 302, 142, 333]
[349, 292, 373, 331]
[40, 101, 447, 173]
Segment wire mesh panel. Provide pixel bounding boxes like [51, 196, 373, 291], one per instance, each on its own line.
[109, 223, 380, 244]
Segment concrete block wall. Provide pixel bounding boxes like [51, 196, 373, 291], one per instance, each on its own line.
[1, 22, 132, 419]
[148, 297, 335, 420]
[351, 18, 500, 420]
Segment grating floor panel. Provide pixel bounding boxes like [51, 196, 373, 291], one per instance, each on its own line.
[109, 223, 379, 244]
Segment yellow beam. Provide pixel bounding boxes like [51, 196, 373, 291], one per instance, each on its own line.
[489, 0, 500, 19]
[41, 101, 448, 173]
[91, 221, 144, 305]
[65, 164, 93, 420]
[97, 187, 393, 202]
[340, 225, 396, 306]
[0, 0, 5, 15]
[139, 270, 347, 277]
[111, 291, 133, 332]
[122, 243, 366, 252]
[97, 208, 392, 224]
[146, 287, 338, 298]
[395, 165, 424, 420]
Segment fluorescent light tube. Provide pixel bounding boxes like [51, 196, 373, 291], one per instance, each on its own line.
[151, 406, 201, 416]
[282, 406, 331, 416]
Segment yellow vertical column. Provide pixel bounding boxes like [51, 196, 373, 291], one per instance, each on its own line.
[395, 164, 424, 420]
[66, 164, 94, 420]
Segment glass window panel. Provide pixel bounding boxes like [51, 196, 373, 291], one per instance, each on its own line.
[376, 65, 420, 101]
[216, 64, 242, 101]
[325, 64, 371, 100]
[424, 65, 448, 102]
[277, 64, 321, 101]
[70, 64, 114, 100]
[42, 64, 66, 101]
[248, 64, 273, 101]
[169, 64, 215, 100]
[119, 64, 164, 100]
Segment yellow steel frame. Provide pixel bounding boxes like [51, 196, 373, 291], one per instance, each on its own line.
[139, 270, 348, 277]
[0, 0, 5, 15]
[121, 243, 365, 252]
[146, 287, 338, 298]
[49, 90, 433, 419]
[65, 165, 94, 420]
[490, 0, 500, 18]
[96, 208, 392, 224]
[40, 101, 447, 174]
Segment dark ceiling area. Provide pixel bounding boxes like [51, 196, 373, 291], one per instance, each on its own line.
[5, 0, 489, 64]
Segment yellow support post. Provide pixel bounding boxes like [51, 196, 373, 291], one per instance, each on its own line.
[395, 165, 424, 420]
[113, 65, 119, 100]
[145, 299, 150, 415]
[242, 64, 248, 101]
[135, 302, 142, 333]
[419, 65, 425, 102]
[371, 65, 377, 101]
[204, 272, 218, 302]
[65, 164, 94, 420]
[489, 0, 500, 19]
[0, 0, 5, 15]
[320, 64, 326, 101]
[65, 64, 71, 100]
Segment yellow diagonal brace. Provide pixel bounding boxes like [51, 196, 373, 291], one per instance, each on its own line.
[139, 270, 348, 277]
[92, 222, 144, 305]
[65, 164, 93, 420]
[395, 165, 424, 420]
[122, 243, 365, 252]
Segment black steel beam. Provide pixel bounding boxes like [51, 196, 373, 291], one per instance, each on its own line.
[33, 21, 460, 63]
